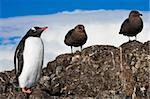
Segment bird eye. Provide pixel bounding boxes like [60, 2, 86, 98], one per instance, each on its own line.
[31, 27, 36, 32]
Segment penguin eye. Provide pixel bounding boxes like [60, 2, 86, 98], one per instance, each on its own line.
[31, 27, 36, 32]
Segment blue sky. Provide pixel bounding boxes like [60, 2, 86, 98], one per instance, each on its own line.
[0, 0, 149, 18]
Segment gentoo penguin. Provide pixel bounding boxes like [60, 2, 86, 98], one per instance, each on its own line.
[14, 26, 48, 93]
[119, 10, 143, 41]
[64, 24, 87, 53]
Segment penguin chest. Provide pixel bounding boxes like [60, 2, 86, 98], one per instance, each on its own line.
[19, 37, 44, 88]
[23, 37, 44, 66]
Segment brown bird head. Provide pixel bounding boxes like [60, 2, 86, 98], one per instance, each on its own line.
[129, 10, 142, 18]
[74, 24, 85, 32]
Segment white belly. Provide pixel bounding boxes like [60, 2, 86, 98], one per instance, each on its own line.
[19, 37, 44, 88]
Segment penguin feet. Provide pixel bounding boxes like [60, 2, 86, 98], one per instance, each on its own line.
[22, 87, 32, 94]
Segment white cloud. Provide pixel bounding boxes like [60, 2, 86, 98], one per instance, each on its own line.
[0, 10, 149, 72]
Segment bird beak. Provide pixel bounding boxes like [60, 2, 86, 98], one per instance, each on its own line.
[139, 14, 143, 16]
[40, 27, 48, 30]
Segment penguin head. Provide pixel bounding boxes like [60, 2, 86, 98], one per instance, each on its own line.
[27, 26, 48, 37]
[129, 10, 142, 18]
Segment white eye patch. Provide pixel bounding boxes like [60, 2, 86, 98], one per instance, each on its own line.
[31, 27, 36, 32]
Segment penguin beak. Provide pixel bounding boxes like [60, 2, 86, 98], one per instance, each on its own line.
[40, 27, 48, 31]
[139, 14, 142, 16]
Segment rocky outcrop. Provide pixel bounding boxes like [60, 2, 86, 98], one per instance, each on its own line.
[0, 40, 149, 99]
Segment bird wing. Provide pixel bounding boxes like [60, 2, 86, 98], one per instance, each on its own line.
[64, 29, 74, 45]
[119, 18, 129, 34]
[65, 29, 74, 38]
[14, 38, 25, 78]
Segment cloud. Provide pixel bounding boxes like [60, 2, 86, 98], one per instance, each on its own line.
[0, 9, 149, 72]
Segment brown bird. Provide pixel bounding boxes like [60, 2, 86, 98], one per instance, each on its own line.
[64, 24, 87, 53]
[119, 10, 143, 41]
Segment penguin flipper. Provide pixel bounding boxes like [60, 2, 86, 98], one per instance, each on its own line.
[14, 40, 25, 79]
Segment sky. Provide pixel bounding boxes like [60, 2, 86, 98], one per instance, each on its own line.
[0, 0, 150, 71]
[0, 0, 149, 18]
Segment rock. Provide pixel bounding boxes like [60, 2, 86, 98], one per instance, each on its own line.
[144, 41, 150, 55]
[0, 40, 149, 99]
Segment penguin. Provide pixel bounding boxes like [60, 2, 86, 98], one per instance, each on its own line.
[64, 24, 87, 53]
[14, 26, 48, 94]
[119, 10, 143, 41]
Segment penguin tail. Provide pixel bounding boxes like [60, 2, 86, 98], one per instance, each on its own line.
[12, 75, 20, 89]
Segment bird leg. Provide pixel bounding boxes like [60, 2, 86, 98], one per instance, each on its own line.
[135, 36, 137, 41]
[128, 37, 131, 42]
[71, 46, 73, 54]
[22, 87, 32, 94]
[80, 46, 82, 52]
